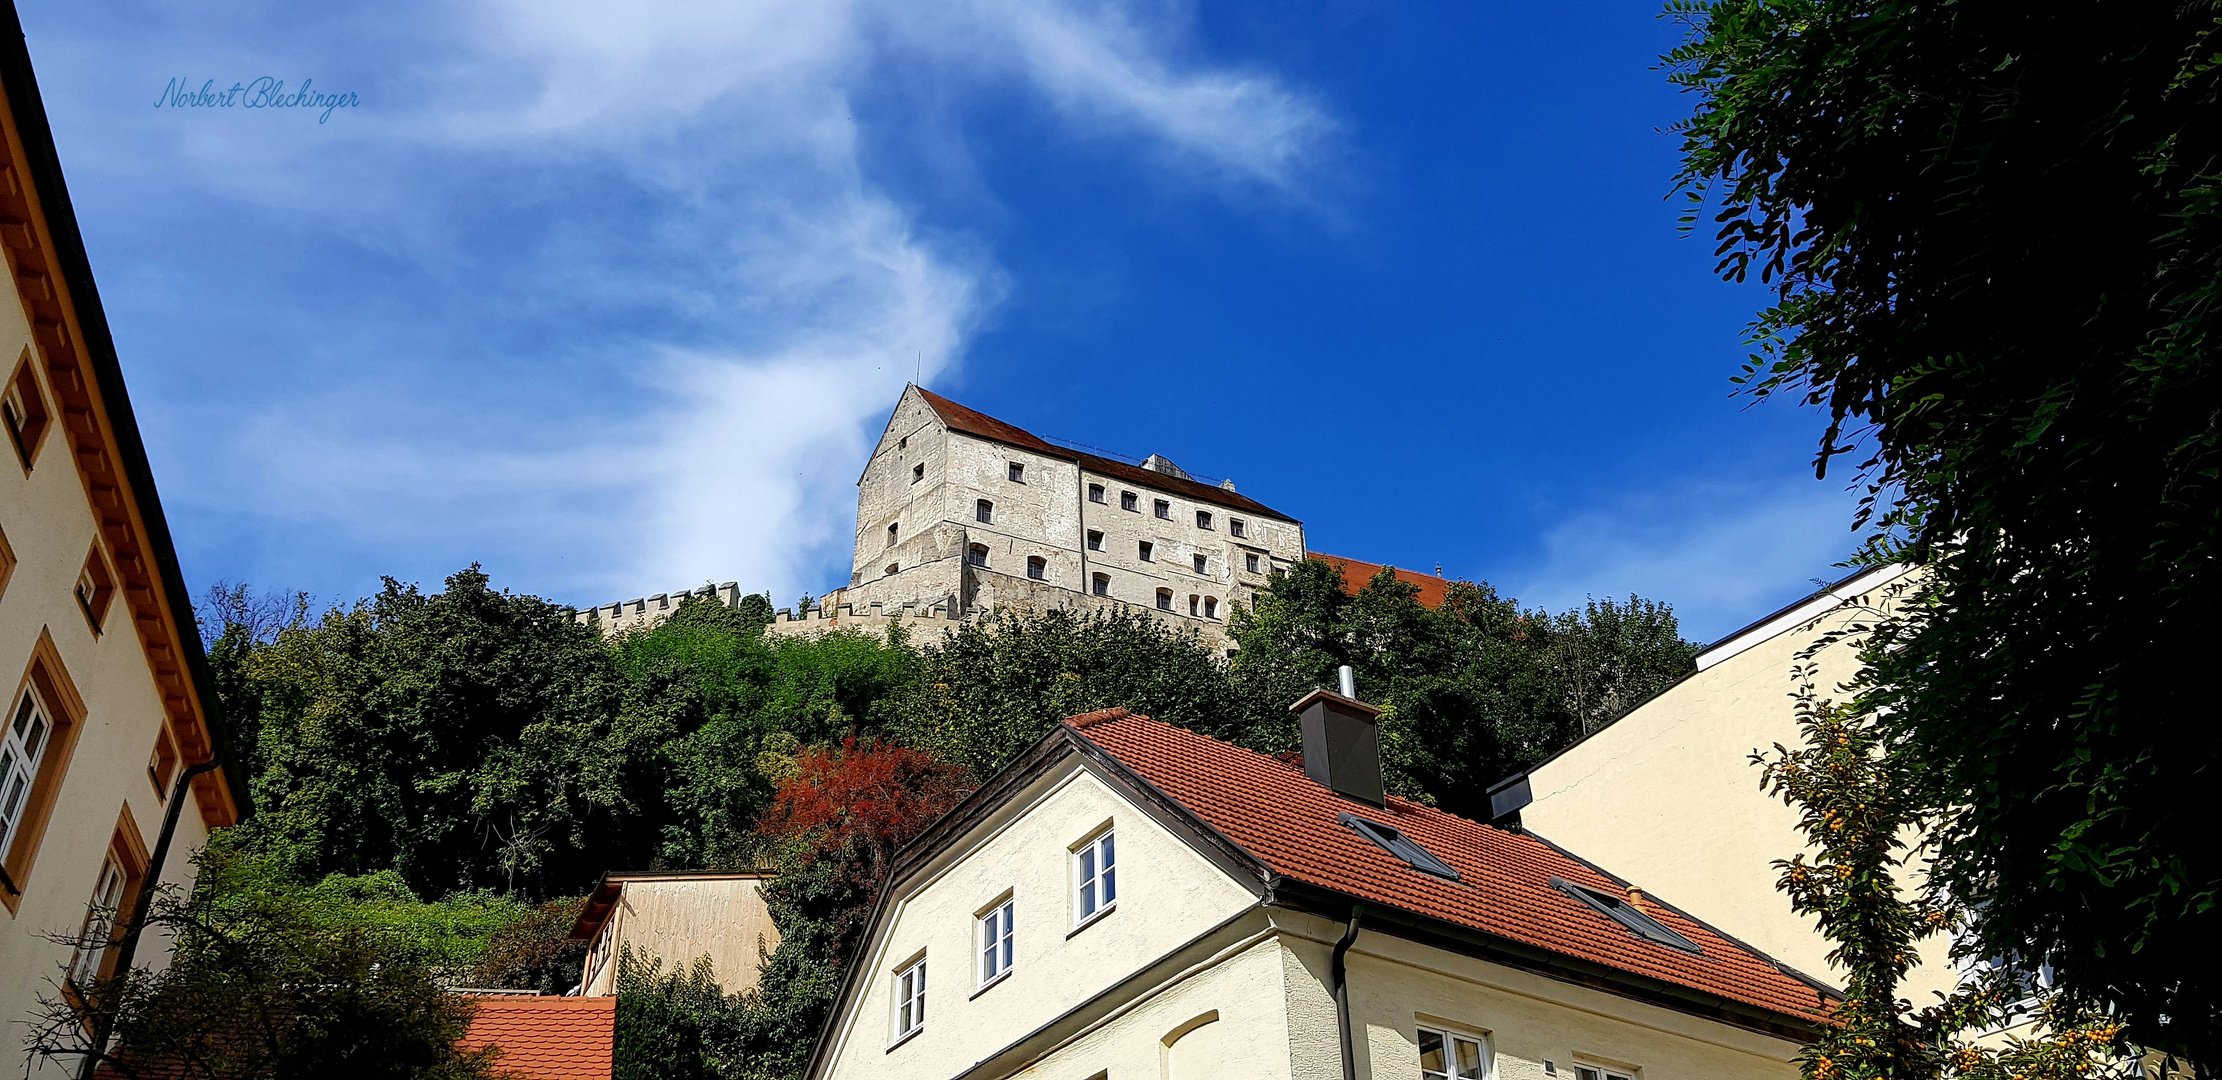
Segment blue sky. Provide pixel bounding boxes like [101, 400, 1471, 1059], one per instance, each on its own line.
[21, 0, 1864, 643]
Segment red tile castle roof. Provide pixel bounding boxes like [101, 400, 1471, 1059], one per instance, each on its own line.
[1309, 552, 1453, 608]
[460, 996, 615, 1079]
[914, 387, 1297, 522]
[1063, 709, 1834, 1029]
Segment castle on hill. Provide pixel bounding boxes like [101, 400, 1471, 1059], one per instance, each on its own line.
[576, 385, 1438, 644]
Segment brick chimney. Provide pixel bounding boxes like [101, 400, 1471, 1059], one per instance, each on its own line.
[1290, 669, 1384, 806]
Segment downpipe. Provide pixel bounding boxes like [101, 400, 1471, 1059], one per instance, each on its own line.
[78, 758, 222, 1080]
[1332, 904, 1364, 1080]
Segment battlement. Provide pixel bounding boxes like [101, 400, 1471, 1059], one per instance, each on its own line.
[575, 581, 966, 638]
[574, 582, 744, 634]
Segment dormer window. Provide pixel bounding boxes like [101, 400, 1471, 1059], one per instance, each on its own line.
[1196, 510, 1212, 530]
[975, 499, 994, 524]
[1341, 812, 1461, 881]
[1153, 499, 1171, 520]
[1008, 462, 1025, 482]
[1553, 878, 1701, 954]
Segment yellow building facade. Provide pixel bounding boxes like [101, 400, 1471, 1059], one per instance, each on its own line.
[0, 9, 244, 1071]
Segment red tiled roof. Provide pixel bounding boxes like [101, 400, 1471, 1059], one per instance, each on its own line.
[1309, 553, 1452, 608]
[913, 387, 1296, 522]
[460, 996, 615, 1080]
[1066, 710, 1833, 1027]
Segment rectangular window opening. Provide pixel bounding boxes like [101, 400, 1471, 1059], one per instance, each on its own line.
[912, 462, 924, 483]
[1157, 589, 1173, 611]
[978, 900, 1014, 987]
[1120, 491, 1138, 512]
[1246, 553, 1261, 573]
[967, 544, 989, 568]
[975, 499, 994, 524]
[1089, 484, 1105, 504]
[1192, 554, 1207, 574]
[1420, 1028, 1489, 1080]
[1230, 519, 1246, 539]
[1027, 556, 1046, 581]
[1138, 541, 1153, 562]
[1091, 573, 1109, 597]
[1196, 510, 1213, 530]
[894, 958, 927, 1041]
[0, 687, 54, 858]
[1086, 530, 1103, 552]
[1074, 830, 1116, 925]
[1008, 462, 1025, 482]
[1153, 499, 1171, 520]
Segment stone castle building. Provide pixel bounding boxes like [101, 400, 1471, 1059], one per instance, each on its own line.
[577, 386, 1314, 643]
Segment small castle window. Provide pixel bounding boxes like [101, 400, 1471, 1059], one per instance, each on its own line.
[968, 544, 990, 568]
[976, 499, 994, 524]
[1027, 556, 1046, 580]
[1204, 596, 1218, 619]
[4, 352, 52, 470]
[77, 542, 117, 635]
[1138, 541, 1153, 562]
[912, 463, 924, 484]
[1120, 491, 1138, 512]
[1087, 530, 1103, 551]
[1196, 510, 1213, 530]
[1009, 462, 1025, 482]
[1192, 554, 1207, 574]
[886, 522, 899, 548]
[1153, 499, 1171, 520]
[1230, 518, 1246, 539]
[1246, 553, 1260, 573]
[1156, 589, 1173, 611]
[885, 563, 899, 577]
[1089, 484, 1105, 504]
[1188, 595, 1199, 616]
[1092, 573, 1110, 597]
[898, 436, 908, 450]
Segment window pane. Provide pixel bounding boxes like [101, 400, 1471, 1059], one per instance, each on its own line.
[1420, 1029, 1447, 1077]
[1455, 1037, 1485, 1079]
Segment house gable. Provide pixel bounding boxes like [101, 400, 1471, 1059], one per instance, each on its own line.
[810, 727, 1263, 1080]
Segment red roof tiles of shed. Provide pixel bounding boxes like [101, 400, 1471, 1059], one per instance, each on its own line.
[460, 996, 615, 1080]
[1064, 709, 1833, 1028]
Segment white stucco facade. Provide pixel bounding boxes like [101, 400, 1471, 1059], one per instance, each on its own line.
[812, 737, 1811, 1080]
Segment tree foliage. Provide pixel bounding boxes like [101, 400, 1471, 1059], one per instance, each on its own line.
[1755, 680, 2134, 1080]
[1668, 0, 2222, 1054]
[29, 846, 504, 1080]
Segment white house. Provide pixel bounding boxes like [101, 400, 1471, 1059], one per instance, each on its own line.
[805, 690, 1835, 1080]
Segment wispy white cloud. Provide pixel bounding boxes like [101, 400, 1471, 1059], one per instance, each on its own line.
[32, 0, 1334, 606]
[1514, 479, 1867, 644]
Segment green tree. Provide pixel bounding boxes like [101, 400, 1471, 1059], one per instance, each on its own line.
[1229, 561, 1696, 818]
[1755, 677, 2134, 1080]
[1668, 0, 2222, 1053]
[614, 950, 743, 1080]
[28, 847, 504, 1080]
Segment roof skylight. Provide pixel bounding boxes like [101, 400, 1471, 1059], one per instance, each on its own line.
[1339, 812, 1461, 881]
[1552, 877, 1702, 954]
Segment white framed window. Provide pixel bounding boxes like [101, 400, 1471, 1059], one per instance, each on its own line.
[68, 854, 128, 988]
[0, 686, 53, 857]
[1074, 829, 1116, 925]
[893, 956, 927, 1042]
[1573, 1064, 1633, 1080]
[1420, 1027, 1489, 1080]
[978, 899, 1014, 987]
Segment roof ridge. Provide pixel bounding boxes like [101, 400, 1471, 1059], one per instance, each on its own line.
[1063, 707, 1145, 730]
